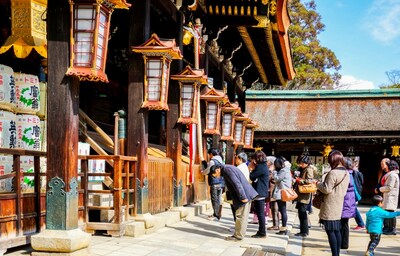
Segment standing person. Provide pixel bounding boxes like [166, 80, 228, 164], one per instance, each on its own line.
[272, 156, 293, 235]
[293, 154, 316, 237]
[352, 156, 366, 230]
[340, 157, 356, 251]
[375, 159, 400, 235]
[236, 152, 250, 181]
[316, 150, 350, 256]
[209, 164, 258, 241]
[249, 150, 269, 238]
[229, 152, 250, 221]
[365, 195, 400, 256]
[201, 148, 224, 221]
[266, 156, 280, 231]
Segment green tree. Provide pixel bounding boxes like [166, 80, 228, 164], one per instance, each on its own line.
[286, 0, 341, 89]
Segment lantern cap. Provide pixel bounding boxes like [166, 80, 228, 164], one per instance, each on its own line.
[221, 99, 239, 112]
[132, 33, 183, 59]
[234, 111, 249, 121]
[245, 119, 258, 128]
[171, 65, 208, 84]
[108, 0, 131, 9]
[200, 87, 225, 101]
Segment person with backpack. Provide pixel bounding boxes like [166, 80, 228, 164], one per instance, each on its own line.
[352, 157, 366, 230]
[201, 148, 224, 221]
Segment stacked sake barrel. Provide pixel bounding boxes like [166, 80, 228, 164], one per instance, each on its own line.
[0, 64, 46, 192]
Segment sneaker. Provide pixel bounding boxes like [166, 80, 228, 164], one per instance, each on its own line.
[352, 226, 365, 231]
[294, 232, 308, 237]
[251, 233, 266, 238]
[224, 235, 241, 241]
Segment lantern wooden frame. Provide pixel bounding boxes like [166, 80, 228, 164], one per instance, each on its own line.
[243, 119, 258, 149]
[220, 99, 239, 141]
[200, 87, 225, 135]
[233, 110, 249, 145]
[67, 0, 130, 83]
[171, 66, 207, 124]
[132, 33, 182, 111]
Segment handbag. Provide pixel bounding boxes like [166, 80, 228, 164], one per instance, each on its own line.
[312, 170, 348, 209]
[281, 188, 298, 202]
[298, 183, 317, 193]
[312, 192, 324, 209]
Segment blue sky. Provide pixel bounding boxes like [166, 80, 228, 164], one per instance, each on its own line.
[314, 0, 400, 89]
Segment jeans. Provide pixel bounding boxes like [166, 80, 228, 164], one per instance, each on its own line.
[355, 207, 365, 227]
[326, 229, 341, 256]
[210, 185, 222, 219]
[254, 199, 266, 235]
[277, 200, 287, 227]
[366, 233, 381, 256]
[297, 202, 309, 234]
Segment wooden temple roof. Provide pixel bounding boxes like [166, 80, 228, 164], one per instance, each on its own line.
[245, 89, 400, 139]
[199, 0, 295, 87]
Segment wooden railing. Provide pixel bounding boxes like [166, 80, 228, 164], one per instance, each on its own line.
[79, 155, 137, 236]
[0, 148, 46, 251]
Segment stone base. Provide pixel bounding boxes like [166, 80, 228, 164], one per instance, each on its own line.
[31, 248, 90, 256]
[31, 229, 91, 253]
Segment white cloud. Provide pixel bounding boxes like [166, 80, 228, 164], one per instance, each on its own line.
[364, 0, 400, 44]
[335, 75, 375, 90]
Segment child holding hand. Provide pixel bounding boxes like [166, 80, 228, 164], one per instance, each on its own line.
[365, 195, 400, 256]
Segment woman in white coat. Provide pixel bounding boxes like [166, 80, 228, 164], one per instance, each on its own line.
[376, 160, 400, 235]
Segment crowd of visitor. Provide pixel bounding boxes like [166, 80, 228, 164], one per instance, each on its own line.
[201, 148, 400, 256]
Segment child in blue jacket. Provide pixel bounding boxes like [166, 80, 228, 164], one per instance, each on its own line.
[365, 195, 400, 255]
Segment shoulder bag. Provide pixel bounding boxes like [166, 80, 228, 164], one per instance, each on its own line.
[281, 188, 298, 202]
[298, 183, 317, 193]
[298, 167, 318, 193]
[312, 171, 347, 209]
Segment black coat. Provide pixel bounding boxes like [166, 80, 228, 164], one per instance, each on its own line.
[250, 162, 269, 197]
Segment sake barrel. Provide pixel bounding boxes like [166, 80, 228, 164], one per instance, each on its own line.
[16, 114, 41, 151]
[0, 110, 17, 148]
[14, 73, 40, 114]
[0, 154, 13, 192]
[20, 156, 34, 193]
[0, 64, 16, 111]
[37, 82, 47, 119]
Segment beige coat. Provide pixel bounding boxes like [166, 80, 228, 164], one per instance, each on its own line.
[294, 164, 316, 204]
[317, 167, 350, 221]
[380, 170, 399, 211]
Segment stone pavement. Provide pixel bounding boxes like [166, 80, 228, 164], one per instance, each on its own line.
[4, 202, 400, 256]
[4, 201, 297, 256]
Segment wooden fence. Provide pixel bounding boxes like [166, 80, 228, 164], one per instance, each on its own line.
[0, 148, 46, 252]
[147, 156, 174, 214]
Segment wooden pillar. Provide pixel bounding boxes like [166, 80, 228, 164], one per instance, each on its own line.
[127, 0, 150, 214]
[31, 0, 90, 253]
[46, 0, 79, 231]
[167, 11, 183, 207]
